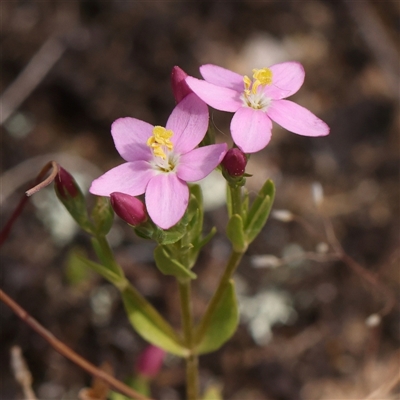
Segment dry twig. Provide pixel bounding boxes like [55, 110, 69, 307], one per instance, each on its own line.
[0, 290, 153, 400]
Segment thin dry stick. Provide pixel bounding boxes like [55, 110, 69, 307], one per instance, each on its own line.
[10, 346, 37, 400]
[0, 161, 59, 247]
[0, 290, 153, 400]
[0, 35, 66, 125]
[25, 160, 60, 197]
[322, 217, 397, 317]
[344, 0, 399, 98]
[291, 212, 397, 317]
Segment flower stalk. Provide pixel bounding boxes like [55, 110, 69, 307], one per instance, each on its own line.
[178, 279, 199, 400]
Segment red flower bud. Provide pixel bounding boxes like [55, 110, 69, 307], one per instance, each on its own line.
[171, 66, 193, 103]
[221, 148, 247, 177]
[55, 167, 80, 199]
[135, 345, 165, 379]
[110, 192, 147, 226]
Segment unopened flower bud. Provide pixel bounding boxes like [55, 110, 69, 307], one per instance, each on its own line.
[110, 192, 147, 226]
[55, 167, 80, 199]
[135, 345, 165, 379]
[54, 166, 93, 233]
[221, 148, 247, 177]
[171, 66, 193, 103]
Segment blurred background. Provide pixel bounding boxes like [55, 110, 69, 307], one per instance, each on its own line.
[1, 1, 399, 399]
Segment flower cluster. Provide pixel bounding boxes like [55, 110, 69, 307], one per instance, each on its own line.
[90, 62, 329, 229]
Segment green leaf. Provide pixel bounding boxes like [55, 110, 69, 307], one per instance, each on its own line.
[226, 214, 247, 252]
[188, 226, 216, 267]
[76, 255, 187, 356]
[244, 179, 275, 244]
[121, 285, 188, 357]
[152, 225, 187, 245]
[65, 249, 91, 285]
[187, 184, 203, 240]
[90, 196, 114, 236]
[195, 280, 239, 354]
[154, 245, 197, 279]
[74, 254, 126, 288]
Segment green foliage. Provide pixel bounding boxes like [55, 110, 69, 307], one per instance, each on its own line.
[195, 280, 239, 354]
[64, 249, 91, 285]
[54, 177, 94, 234]
[226, 214, 247, 252]
[154, 245, 197, 280]
[244, 179, 275, 244]
[121, 285, 188, 357]
[75, 254, 188, 357]
[90, 196, 114, 236]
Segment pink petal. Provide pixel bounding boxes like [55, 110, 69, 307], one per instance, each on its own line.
[166, 93, 209, 154]
[145, 174, 189, 229]
[263, 62, 305, 100]
[111, 118, 154, 162]
[199, 64, 244, 92]
[231, 108, 272, 153]
[267, 100, 330, 137]
[185, 77, 242, 113]
[89, 161, 155, 197]
[177, 143, 228, 182]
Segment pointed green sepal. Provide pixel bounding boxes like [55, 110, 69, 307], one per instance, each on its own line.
[195, 280, 239, 354]
[226, 214, 247, 252]
[244, 179, 275, 244]
[154, 245, 197, 280]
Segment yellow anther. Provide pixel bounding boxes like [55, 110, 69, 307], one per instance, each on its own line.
[252, 68, 273, 86]
[243, 68, 273, 97]
[243, 75, 252, 96]
[147, 126, 174, 160]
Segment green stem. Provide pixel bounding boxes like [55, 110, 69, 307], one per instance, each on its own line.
[194, 182, 245, 341]
[194, 250, 243, 343]
[179, 279, 198, 399]
[92, 235, 124, 277]
[229, 184, 243, 217]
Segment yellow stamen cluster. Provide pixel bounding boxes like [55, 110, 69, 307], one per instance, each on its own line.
[243, 67, 273, 95]
[147, 126, 174, 159]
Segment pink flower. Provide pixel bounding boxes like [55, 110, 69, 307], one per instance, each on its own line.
[186, 62, 330, 153]
[135, 345, 166, 379]
[90, 94, 227, 229]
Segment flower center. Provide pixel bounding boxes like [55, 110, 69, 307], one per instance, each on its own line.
[241, 67, 273, 111]
[147, 126, 174, 159]
[147, 126, 179, 173]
